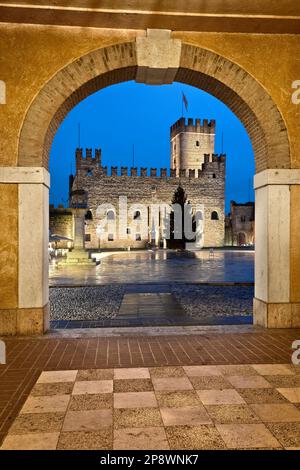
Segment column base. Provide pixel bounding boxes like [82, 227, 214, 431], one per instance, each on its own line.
[0, 304, 49, 336]
[58, 249, 98, 266]
[254, 298, 300, 328]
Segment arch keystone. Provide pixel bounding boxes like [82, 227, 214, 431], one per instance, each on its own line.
[136, 29, 181, 85]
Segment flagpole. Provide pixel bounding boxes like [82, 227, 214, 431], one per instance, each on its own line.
[182, 92, 188, 118]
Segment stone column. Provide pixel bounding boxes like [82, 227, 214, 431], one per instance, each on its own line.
[0, 167, 50, 335]
[60, 209, 96, 265]
[254, 169, 300, 328]
[73, 213, 85, 250]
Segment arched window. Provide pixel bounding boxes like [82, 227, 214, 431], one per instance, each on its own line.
[85, 210, 93, 220]
[238, 232, 246, 246]
[133, 210, 141, 220]
[211, 211, 219, 220]
[107, 210, 115, 220]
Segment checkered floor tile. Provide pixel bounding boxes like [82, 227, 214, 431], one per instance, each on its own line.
[1, 364, 300, 450]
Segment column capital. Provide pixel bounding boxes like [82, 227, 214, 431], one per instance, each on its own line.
[254, 169, 300, 189]
[0, 167, 50, 187]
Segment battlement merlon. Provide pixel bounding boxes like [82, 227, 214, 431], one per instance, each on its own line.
[76, 155, 225, 180]
[75, 147, 102, 171]
[170, 117, 216, 139]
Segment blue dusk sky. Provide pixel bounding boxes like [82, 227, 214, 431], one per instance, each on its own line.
[49, 81, 255, 214]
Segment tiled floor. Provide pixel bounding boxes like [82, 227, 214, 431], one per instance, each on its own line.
[1, 328, 300, 445]
[1, 364, 300, 450]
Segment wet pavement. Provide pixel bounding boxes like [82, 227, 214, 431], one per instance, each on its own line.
[49, 250, 254, 328]
[49, 250, 254, 286]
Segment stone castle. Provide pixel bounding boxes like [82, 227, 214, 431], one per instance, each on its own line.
[54, 118, 226, 249]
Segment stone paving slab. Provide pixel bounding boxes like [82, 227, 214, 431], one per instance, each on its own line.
[1, 364, 300, 450]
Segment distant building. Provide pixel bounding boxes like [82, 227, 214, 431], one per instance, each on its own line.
[67, 118, 225, 249]
[225, 201, 255, 246]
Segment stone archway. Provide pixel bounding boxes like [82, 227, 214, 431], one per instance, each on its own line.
[2, 29, 299, 334]
[19, 31, 289, 171]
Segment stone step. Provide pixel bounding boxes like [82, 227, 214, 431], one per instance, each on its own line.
[58, 249, 99, 266]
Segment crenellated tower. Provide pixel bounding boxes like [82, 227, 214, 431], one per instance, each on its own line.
[170, 118, 215, 174]
[75, 148, 101, 173]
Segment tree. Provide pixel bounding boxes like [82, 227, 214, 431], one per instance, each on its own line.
[168, 185, 188, 249]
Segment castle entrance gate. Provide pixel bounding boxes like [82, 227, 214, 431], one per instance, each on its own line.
[1, 11, 300, 334]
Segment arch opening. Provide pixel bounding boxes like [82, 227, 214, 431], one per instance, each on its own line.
[18, 41, 290, 173]
[14, 38, 294, 334]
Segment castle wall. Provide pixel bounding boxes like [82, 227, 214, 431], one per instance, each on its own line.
[71, 152, 225, 249]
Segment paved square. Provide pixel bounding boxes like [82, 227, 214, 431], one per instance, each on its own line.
[1, 364, 300, 449]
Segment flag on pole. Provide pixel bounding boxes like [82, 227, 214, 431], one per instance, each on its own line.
[182, 92, 188, 112]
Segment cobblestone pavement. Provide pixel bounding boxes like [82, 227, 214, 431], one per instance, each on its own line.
[172, 285, 254, 319]
[1, 364, 300, 450]
[49, 285, 254, 327]
[50, 285, 124, 321]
